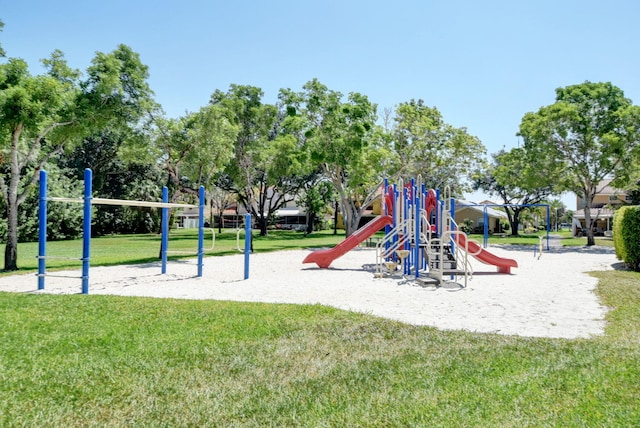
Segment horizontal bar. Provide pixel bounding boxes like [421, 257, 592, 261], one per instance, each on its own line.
[35, 273, 83, 279]
[36, 255, 83, 261]
[48, 197, 196, 208]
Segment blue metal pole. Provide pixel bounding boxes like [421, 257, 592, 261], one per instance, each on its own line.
[38, 170, 47, 290]
[435, 189, 441, 237]
[161, 187, 169, 274]
[414, 189, 421, 279]
[546, 205, 550, 250]
[197, 185, 205, 277]
[81, 168, 92, 294]
[483, 207, 489, 248]
[244, 213, 251, 280]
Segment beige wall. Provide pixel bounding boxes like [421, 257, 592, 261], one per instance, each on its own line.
[576, 192, 628, 210]
[454, 208, 504, 232]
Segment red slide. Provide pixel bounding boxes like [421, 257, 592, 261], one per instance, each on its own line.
[454, 233, 518, 274]
[303, 215, 393, 268]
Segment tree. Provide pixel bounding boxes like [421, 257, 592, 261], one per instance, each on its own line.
[212, 85, 310, 236]
[392, 99, 486, 194]
[299, 178, 335, 234]
[208, 185, 235, 233]
[519, 81, 640, 245]
[0, 20, 5, 58]
[150, 105, 236, 202]
[61, 129, 164, 235]
[0, 44, 154, 270]
[473, 148, 557, 235]
[280, 79, 395, 236]
[547, 198, 566, 231]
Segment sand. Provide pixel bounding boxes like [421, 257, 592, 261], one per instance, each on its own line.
[0, 243, 620, 339]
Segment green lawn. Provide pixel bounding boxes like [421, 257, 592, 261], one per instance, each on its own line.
[1, 228, 637, 426]
[0, 228, 345, 275]
[469, 231, 615, 248]
[3, 228, 612, 276]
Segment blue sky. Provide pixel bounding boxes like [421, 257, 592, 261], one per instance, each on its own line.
[3, 0, 640, 208]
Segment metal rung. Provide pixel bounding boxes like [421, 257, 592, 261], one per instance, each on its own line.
[35, 273, 83, 279]
[36, 255, 83, 261]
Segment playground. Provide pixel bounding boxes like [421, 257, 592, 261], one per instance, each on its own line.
[0, 171, 622, 339]
[0, 242, 618, 339]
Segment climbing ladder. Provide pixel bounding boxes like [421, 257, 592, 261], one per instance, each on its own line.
[420, 230, 473, 287]
[375, 180, 475, 288]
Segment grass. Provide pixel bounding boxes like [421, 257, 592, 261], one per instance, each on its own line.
[1, 227, 612, 276]
[0, 268, 638, 426]
[470, 231, 615, 248]
[0, 228, 345, 275]
[1, 227, 637, 425]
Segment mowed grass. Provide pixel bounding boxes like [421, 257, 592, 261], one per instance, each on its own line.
[0, 228, 345, 275]
[1, 228, 637, 425]
[470, 231, 615, 248]
[0, 269, 638, 426]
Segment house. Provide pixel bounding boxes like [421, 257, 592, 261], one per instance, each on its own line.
[572, 179, 632, 235]
[212, 201, 308, 230]
[175, 206, 202, 228]
[454, 200, 508, 234]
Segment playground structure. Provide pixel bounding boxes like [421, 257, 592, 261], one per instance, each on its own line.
[37, 168, 252, 294]
[454, 201, 551, 251]
[303, 177, 518, 287]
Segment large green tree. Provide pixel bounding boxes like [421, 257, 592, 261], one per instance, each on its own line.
[392, 99, 486, 194]
[0, 45, 154, 270]
[280, 79, 395, 236]
[0, 20, 5, 57]
[473, 147, 558, 235]
[149, 105, 237, 202]
[62, 129, 165, 235]
[518, 81, 640, 245]
[212, 85, 310, 236]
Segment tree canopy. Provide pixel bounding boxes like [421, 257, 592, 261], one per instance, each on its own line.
[211, 85, 311, 236]
[280, 79, 393, 236]
[473, 147, 558, 235]
[518, 81, 640, 245]
[0, 45, 155, 270]
[392, 99, 486, 194]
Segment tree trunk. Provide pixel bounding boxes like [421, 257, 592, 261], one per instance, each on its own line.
[510, 219, 520, 236]
[4, 197, 19, 271]
[333, 201, 338, 235]
[4, 127, 23, 271]
[343, 205, 358, 237]
[306, 212, 316, 235]
[584, 206, 596, 246]
[257, 216, 268, 236]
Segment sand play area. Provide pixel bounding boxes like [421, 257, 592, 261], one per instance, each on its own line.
[0, 243, 620, 339]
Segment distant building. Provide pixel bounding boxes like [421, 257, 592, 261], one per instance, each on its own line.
[572, 179, 631, 235]
[453, 200, 508, 234]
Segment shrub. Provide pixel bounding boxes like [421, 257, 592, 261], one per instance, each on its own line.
[614, 206, 640, 271]
[613, 206, 628, 261]
[459, 218, 473, 234]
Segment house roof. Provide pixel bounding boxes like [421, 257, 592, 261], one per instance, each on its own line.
[455, 199, 508, 219]
[573, 207, 617, 219]
[595, 178, 625, 196]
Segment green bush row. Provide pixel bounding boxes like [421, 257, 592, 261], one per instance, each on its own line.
[613, 206, 640, 271]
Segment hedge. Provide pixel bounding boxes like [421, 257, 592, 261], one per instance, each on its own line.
[613, 206, 640, 271]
